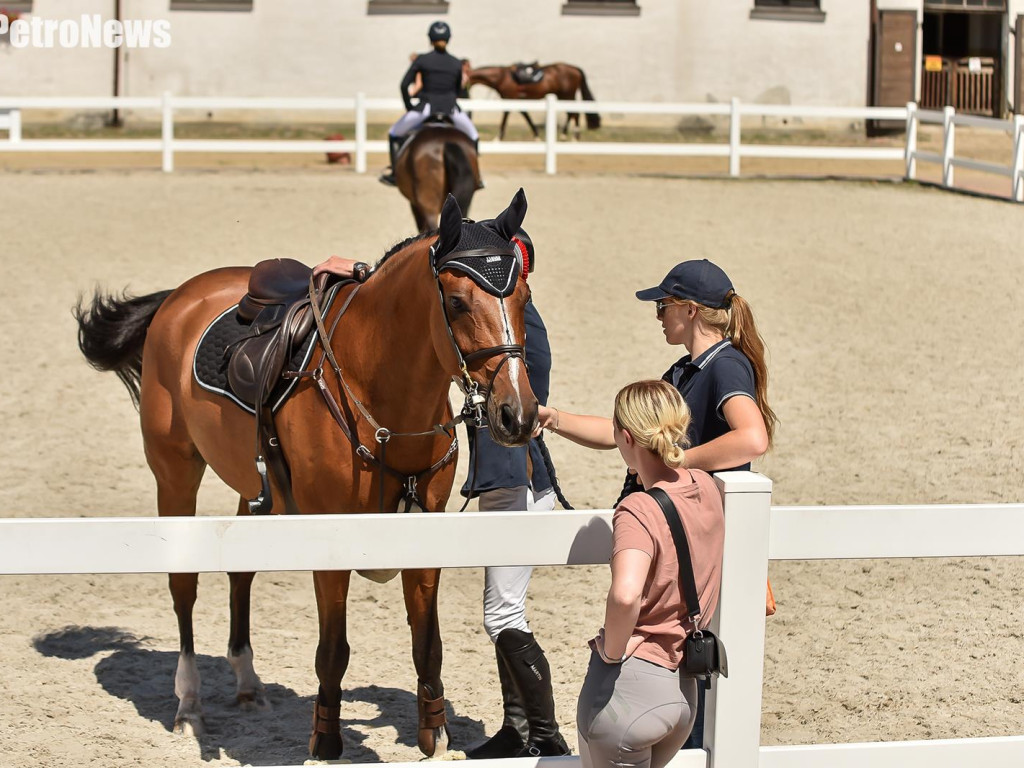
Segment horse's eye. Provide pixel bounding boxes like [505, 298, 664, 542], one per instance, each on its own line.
[448, 296, 467, 313]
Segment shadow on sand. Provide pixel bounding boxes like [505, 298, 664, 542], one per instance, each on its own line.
[35, 625, 486, 765]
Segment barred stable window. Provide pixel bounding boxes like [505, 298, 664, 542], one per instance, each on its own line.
[751, 0, 825, 22]
[368, 0, 449, 14]
[0, 2, 32, 12]
[170, 0, 252, 10]
[562, 0, 640, 17]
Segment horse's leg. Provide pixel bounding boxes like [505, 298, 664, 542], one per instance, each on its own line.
[522, 112, 541, 140]
[227, 498, 268, 711]
[412, 204, 434, 234]
[403, 568, 448, 758]
[498, 111, 510, 141]
[151, 447, 208, 736]
[309, 570, 353, 760]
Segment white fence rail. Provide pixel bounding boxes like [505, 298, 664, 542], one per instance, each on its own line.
[905, 102, 1024, 201]
[3, 471, 1024, 768]
[2, 93, 1022, 200]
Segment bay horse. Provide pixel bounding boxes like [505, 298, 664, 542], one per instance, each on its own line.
[73, 191, 537, 761]
[466, 62, 601, 141]
[395, 120, 481, 234]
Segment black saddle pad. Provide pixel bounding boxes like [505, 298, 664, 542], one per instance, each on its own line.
[193, 304, 321, 415]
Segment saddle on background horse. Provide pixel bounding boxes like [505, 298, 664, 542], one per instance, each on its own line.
[512, 62, 545, 85]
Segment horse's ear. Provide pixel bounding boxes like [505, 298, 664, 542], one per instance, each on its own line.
[490, 188, 528, 241]
[433, 194, 463, 261]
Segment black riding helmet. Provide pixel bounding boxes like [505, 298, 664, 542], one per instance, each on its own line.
[428, 20, 451, 42]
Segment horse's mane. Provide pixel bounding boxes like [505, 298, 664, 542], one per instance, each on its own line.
[372, 229, 438, 276]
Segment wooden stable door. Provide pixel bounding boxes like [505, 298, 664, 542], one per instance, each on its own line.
[1017, 15, 1024, 114]
[872, 10, 918, 131]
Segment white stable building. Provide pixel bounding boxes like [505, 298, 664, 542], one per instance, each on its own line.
[1, 1, 1023, 119]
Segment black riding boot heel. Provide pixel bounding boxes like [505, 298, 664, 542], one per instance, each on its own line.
[379, 136, 403, 186]
[465, 645, 528, 759]
[495, 628, 571, 758]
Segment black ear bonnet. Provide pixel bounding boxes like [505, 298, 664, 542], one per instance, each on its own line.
[430, 190, 528, 298]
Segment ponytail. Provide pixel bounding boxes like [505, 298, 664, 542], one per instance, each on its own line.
[725, 293, 777, 447]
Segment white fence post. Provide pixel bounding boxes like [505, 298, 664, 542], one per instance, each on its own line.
[904, 101, 917, 180]
[545, 93, 557, 175]
[1012, 114, 1023, 203]
[704, 471, 773, 768]
[161, 91, 173, 173]
[729, 97, 741, 177]
[355, 92, 367, 174]
[9, 107, 20, 143]
[942, 105, 955, 188]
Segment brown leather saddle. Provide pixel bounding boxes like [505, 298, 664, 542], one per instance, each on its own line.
[226, 258, 334, 409]
[225, 257, 349, 514]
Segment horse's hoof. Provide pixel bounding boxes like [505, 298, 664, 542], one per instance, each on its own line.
[237, 689, 270, 712]
[419, 725, 450, 759]
[173, 713, 204, 738]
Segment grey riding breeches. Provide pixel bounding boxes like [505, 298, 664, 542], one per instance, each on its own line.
[577, 653, 698, 768]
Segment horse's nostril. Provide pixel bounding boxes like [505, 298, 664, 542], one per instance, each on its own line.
[500, 403, 517, 434]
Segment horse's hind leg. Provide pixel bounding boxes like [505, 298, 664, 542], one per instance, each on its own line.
[228, 498, 268, 711]
[403, 568, 448, 758]
[309, 570, 353, 760]
[153, 460, 208, 737]
[146, 412, 208, 737]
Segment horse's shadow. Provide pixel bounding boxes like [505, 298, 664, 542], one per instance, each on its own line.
[34, 626, 486, 765]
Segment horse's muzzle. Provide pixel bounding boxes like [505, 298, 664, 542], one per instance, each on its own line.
[487, 397, 538, 447]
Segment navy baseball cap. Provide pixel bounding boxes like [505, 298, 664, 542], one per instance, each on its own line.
[635, 259, 734, 309]
[428, 21, 451, 41]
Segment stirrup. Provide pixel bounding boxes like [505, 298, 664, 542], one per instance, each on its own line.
[379, 172, 397, 187]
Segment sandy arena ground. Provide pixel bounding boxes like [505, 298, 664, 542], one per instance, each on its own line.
[1, 168, 1023, 767]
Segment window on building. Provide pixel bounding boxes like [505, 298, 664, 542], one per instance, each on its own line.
[170, 0, 253, 10]
[751, 0, 825, 22]
[561, 0, 640, 17]
[368, 0, 449, 14]
[1, 2, 33, 13]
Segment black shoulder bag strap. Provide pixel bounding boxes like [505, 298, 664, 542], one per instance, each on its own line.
[646, 486, 701, 629]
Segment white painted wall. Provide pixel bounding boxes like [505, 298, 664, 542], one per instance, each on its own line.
[1, 1, 1020, 116]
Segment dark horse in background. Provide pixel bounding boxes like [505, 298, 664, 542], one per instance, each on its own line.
[466, 62, 601, 141]
[73, 191, 537, 761]
[395, 119, 481, 233]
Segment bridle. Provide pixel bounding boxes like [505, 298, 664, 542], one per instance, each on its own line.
[297, 242, 526, 513]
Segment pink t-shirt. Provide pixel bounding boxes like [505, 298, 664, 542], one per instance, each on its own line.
[612, 470, 725, 670]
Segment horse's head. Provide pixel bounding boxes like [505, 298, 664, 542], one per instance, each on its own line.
[428, 190, 537, 446]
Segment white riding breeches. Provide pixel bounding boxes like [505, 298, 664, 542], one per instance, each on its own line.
[389, 103, 479, 142]
[479, 486, 556, 641]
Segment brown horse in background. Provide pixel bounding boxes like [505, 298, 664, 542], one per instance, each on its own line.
[466, 62, 601, 140]
[74, 191, 537, 761]
[396, 121, 481, 233]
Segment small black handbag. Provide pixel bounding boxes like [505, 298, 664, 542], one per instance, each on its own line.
[646, 486, 728, 683]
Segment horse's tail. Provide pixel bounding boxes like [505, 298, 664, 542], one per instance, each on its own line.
[576, 67, 601, 130]
[73, 289, 173, 409]
[443, 140, 476, 215]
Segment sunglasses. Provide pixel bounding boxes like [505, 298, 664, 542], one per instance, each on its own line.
[655, 300, 675, 319]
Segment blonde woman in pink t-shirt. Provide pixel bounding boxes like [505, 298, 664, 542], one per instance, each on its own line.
[577, 380, 725, 768]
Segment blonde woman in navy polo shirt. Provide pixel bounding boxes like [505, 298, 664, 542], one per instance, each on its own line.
[536, 258, 776, 748]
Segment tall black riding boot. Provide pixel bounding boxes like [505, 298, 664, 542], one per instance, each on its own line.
[379, 136, 403, 186]
[495, 628, 570, 757]
[465, 644, 529, 759]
